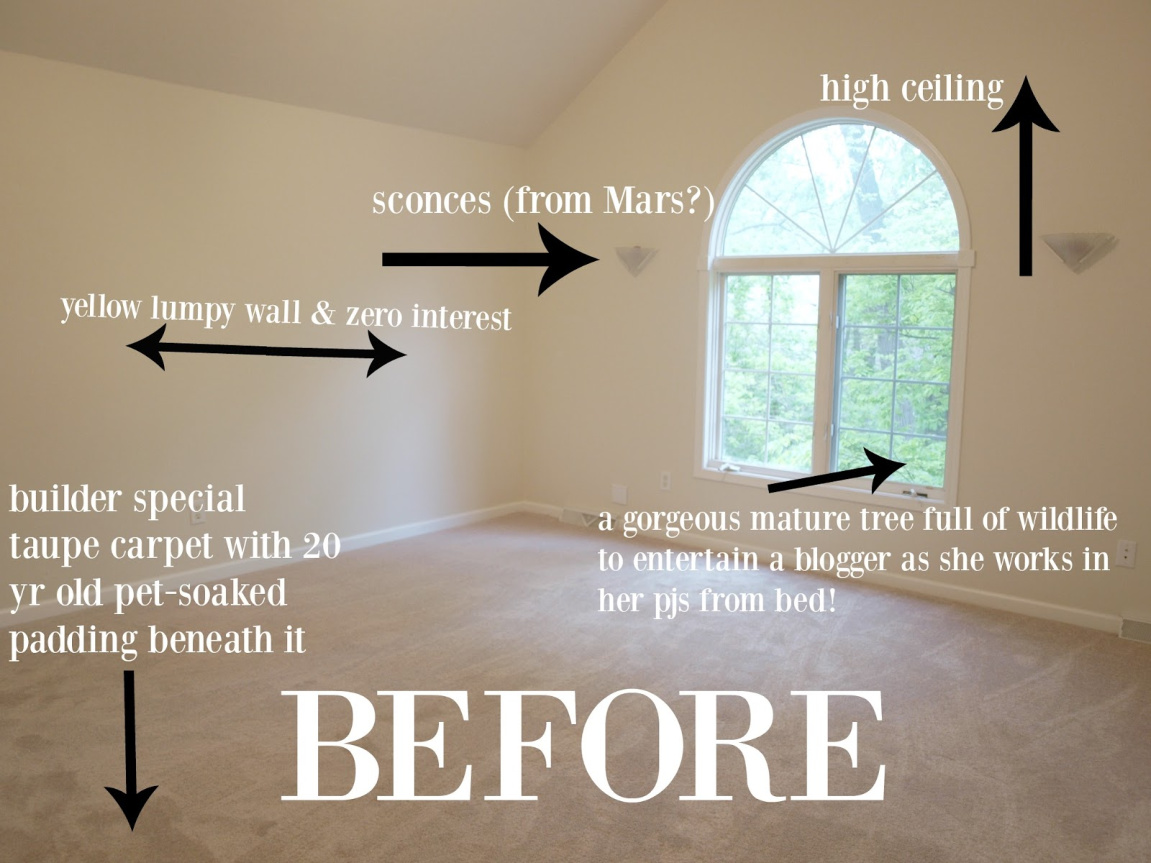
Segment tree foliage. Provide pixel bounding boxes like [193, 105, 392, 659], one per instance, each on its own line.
[720, 273, 955, 486]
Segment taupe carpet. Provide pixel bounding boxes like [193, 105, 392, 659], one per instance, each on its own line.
[2, 514, 1149, 861]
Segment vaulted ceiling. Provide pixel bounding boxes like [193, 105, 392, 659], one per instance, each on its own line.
[0, 0, 666, 146]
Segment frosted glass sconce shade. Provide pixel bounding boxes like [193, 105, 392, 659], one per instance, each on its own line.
[1041, 233, 1117, 274]
[615, 245, 657, 276]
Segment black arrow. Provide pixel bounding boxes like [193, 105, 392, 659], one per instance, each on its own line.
[768, 448, 906, 494]
[127, 325, 405, 377]
[105, 670, 158, 831]
[381, 222, 598, 295]
[992, 77, 1059, 277]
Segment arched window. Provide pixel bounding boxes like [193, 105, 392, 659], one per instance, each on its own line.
[700, 117, 971, 502]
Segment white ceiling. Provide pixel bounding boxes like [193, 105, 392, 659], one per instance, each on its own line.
[0, 0, 666, 146]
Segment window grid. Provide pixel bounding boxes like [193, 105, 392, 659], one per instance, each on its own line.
[832, 273, 955, 484]
[719, 275, 818, 473]
[801, 133, 834, 249]
[704, 119, 968, 500]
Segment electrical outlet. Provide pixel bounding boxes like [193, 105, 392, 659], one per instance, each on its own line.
[1117, 540, 1136, 568]
[611, 484, 628, 505]
[659, 471, 672, 492]
[190, 510, 206, 526]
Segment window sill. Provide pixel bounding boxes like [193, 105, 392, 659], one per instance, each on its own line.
[694, 464, 946, 511]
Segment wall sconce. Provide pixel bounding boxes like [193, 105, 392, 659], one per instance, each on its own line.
[1041, 233, 1117, 274]
[615, 245, 657, 276]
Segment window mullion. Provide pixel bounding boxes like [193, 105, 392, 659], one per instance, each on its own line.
[810, 266, 837, 475]
[889, 274, 902, 460]
[707, 273, 729, 466]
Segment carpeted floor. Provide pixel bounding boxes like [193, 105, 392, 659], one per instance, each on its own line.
[2, 513, 1149, 861]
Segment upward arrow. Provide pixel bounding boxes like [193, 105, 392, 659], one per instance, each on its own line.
[105, 670, 158, 831]
[381, 223, 598, 295]
[993, 77, 1059, 277]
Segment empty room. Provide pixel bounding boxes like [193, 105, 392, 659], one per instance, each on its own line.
[1, 1, 1148, 861]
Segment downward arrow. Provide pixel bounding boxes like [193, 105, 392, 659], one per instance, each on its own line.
[105, 670, 158, 831]
[993, 77, 1059, 276]
[381, 222, 598, 295]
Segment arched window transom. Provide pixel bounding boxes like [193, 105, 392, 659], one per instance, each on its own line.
[701, 118, 971, 502]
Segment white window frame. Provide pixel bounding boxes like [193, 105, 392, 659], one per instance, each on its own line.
[695, 110, 973, 509]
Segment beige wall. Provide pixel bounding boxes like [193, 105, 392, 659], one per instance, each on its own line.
[523, 0, 1151, 620]
[0, 50, 529, 605]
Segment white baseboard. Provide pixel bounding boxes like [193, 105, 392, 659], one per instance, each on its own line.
[3, 499, 1124, 636]
[2, 500, 532, 629]
[338, 501, 530, 551]
[862, 569, 1120, 633]
[561, 506, 1122, 635]
[518, 501, 563, 519]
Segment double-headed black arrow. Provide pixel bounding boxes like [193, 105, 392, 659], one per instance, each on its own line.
[993, 77, 1059, 277]
[381, 223, 598, 295]
[127, 325, 405, 377]
[105, 670, 158, 831]
[768, 448, 906, 494]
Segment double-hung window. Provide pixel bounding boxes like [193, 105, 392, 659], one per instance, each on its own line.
[700, 118, 972, 504]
